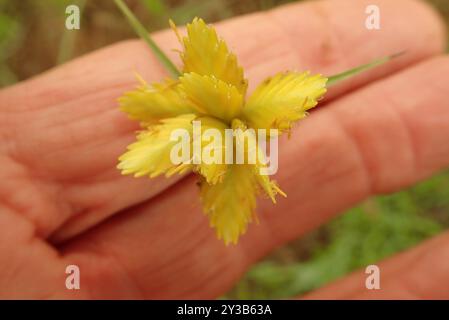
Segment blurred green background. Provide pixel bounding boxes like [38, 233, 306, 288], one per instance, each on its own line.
[0, 0, 448, 299]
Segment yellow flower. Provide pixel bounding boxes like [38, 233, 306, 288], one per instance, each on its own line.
[118, 17, 327, 245]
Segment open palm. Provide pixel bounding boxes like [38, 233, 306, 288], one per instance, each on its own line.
[0, 0, 448, 299]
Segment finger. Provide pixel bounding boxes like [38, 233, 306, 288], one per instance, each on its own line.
[61, 55, 449, 299]
[0, 207, 79, 299]
[303, 231, 449, 299]
[56, 1, 442, 238]
[1, 0, 444, 240]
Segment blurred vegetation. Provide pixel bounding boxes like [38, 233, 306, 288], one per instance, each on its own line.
[229, 175, 449, 298]
[0, 0, 448, 298]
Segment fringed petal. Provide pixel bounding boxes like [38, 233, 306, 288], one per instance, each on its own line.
[171, 18, 248, 95]
[194, 116, 229, 184]
[200, 164, 257, 245]
[119, 78, 197, 124]
[242, 71, 327, 133]
[117, 114, 196, 178]
[180, 72, 243, 123]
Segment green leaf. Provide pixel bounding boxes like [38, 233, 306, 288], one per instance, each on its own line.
[114, 0, 181, 78]
[327, 52, 405, 86]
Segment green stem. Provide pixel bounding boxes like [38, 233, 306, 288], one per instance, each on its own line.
[327, 52, 405, 86]
[114, 0, 181, 78]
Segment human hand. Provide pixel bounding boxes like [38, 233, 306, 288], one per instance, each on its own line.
[0, 0, 448, 299]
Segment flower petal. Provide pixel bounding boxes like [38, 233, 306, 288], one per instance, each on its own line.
[254, 167, 286, 203]
[200, 164, 257, 245]
[195, 116, 229, 184]
[119, 78, 196, 124]
[200, 122, 286, 244]
[173, 17, 248, 94]
[180, 72, 243, 123]
[232, 119, 286, 203]
[242, 72, 327, 133]
[117, 114, 196, 178]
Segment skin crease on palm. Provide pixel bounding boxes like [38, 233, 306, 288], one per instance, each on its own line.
[0, 0, 449, 299]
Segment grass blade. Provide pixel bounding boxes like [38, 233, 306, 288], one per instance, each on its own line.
[114, 0, 181, 78]
[327, 52, 405, 87]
